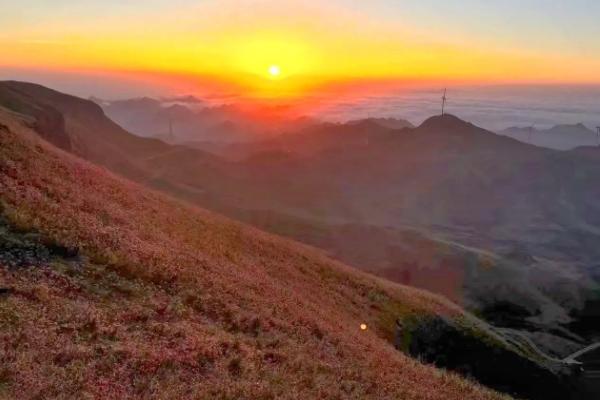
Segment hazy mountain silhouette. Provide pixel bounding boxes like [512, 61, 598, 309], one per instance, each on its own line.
[500, 123, 598, 150]
[0, 81, 226, 184]
[98, 96, 318, 144]
[347, 117, 414, 129]
[204, 118, 414, 160]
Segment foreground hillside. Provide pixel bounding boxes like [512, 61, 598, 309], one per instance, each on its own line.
[0, 108, 512, 398]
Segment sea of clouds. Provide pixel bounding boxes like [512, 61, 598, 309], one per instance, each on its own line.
[308, 85, 600, 131]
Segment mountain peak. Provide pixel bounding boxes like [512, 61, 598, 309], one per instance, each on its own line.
[548, 122, 593, 134]
[418, 114, 474, 132]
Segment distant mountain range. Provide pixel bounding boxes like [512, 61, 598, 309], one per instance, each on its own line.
[200, 118, 414, 160]
[499, 123, 599, 150]
[95, 96, 318, 144]
[2, 80, 600, 359]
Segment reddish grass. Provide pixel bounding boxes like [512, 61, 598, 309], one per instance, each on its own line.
[0, 109, 508, 399]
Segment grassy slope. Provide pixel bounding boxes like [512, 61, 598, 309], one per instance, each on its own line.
[0, 108, 507, 399]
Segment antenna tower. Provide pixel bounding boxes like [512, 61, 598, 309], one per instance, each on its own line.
[441, 88, 447, 116]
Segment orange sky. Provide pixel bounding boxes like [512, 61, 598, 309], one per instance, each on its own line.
[3, 0, 600, 99]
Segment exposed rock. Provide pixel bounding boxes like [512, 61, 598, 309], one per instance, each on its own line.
[479, 300, 538, 327]
[0, 216, 79, 268]
[32, 105, 72, 151]
[397, 316, 577, 400]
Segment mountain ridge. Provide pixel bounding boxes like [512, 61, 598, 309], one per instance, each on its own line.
[500, 122, 598, 150]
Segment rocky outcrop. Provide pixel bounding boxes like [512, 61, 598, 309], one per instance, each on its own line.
[397, 316, 578, 400]
[0, 82, 72, 151]
[32, 105, 72, 151]
[0, 214, 79, 269]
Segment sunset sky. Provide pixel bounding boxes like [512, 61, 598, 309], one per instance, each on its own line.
[2, 0, 600, 98]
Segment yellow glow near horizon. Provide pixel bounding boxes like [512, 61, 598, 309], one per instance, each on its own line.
[223, 32, 319, 79]
[3, 0, 600, 99]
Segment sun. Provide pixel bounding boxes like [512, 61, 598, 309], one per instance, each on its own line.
[268, 65, 281, 77]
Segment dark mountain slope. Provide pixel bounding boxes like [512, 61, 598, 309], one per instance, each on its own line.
[225, 115, 600, 346]
[0, 81, 173, 180]
[0, 80, 232, 198]
[196, 118, 410, 160]
[236, 114, 600, 263]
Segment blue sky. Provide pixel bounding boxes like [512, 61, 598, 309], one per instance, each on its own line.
[3, 0, 598, 54]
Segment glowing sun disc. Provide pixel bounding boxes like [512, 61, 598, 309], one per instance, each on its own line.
[268, 65, 281, 77]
